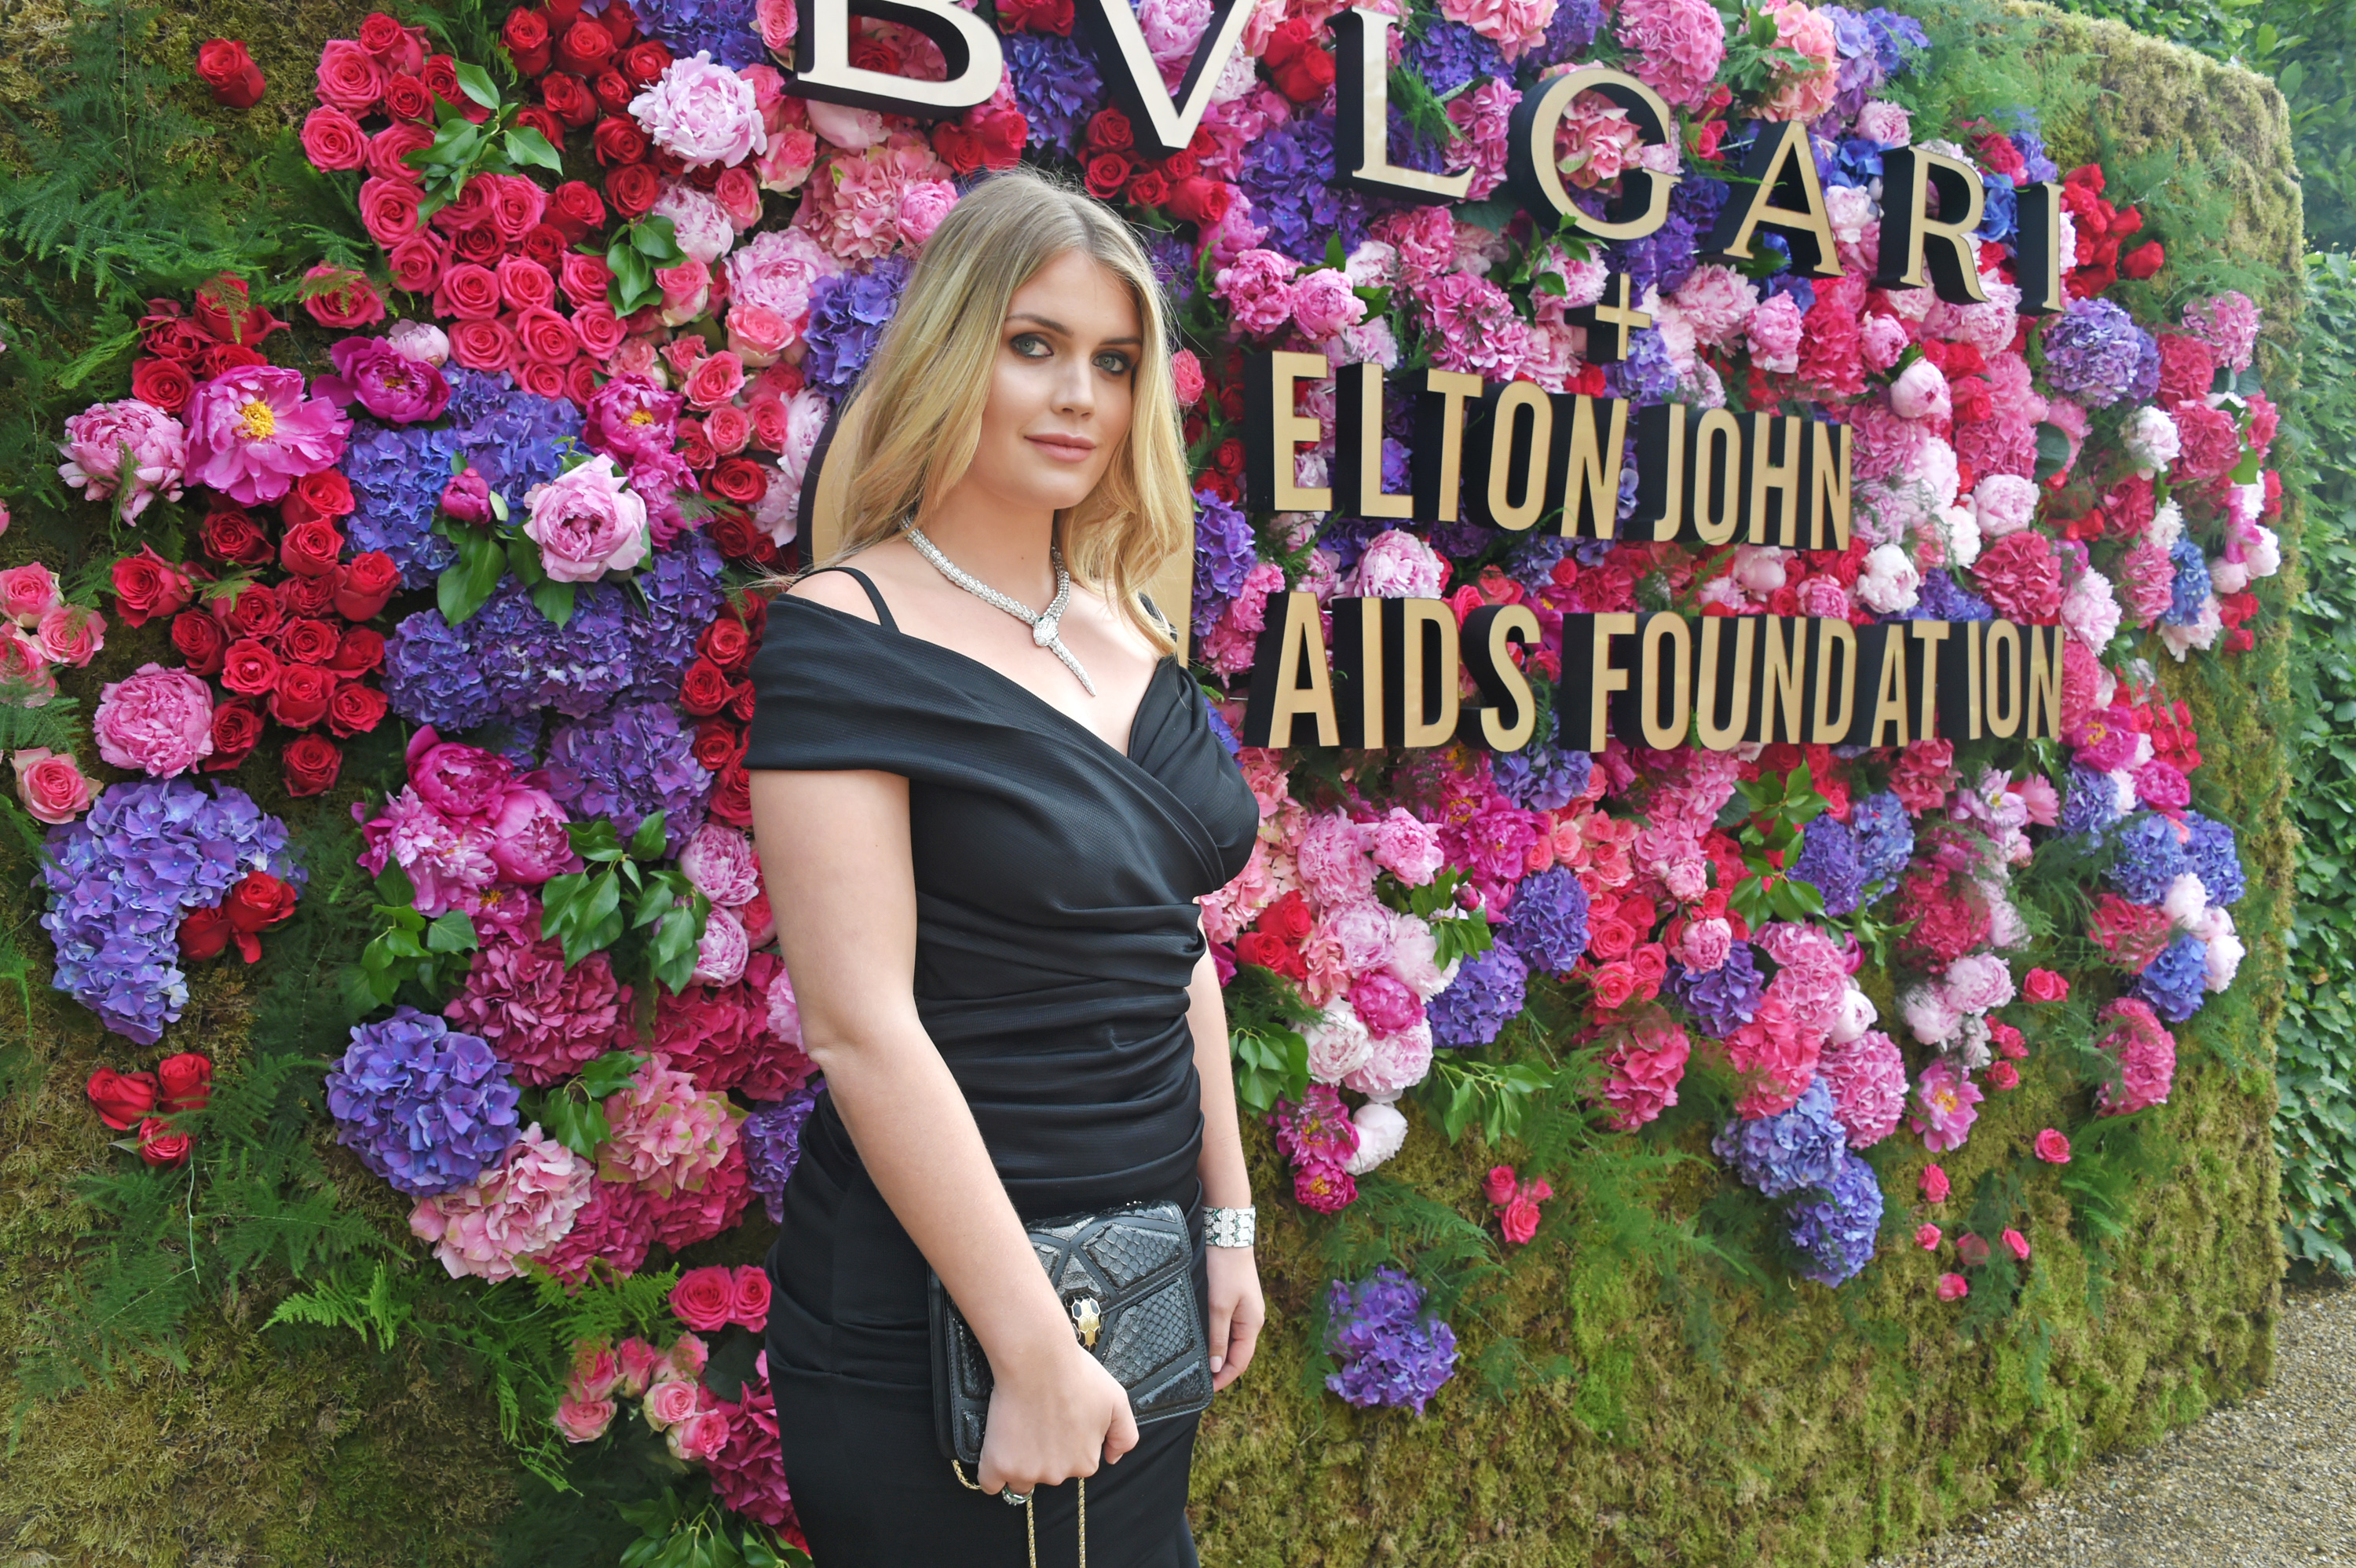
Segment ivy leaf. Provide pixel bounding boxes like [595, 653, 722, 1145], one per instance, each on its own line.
[375, 864, 417, 908]
[453, 61, 503, 111]
[423, 909, 479, 956]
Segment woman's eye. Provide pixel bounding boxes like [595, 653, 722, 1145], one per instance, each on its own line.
[1011, 333, 1050, 357]
[1094, 352, 1133, 375]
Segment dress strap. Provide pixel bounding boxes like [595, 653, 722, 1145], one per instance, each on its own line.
[803, 565, 898, 632]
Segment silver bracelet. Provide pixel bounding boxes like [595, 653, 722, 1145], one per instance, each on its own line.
[1204, 1205, 1256, 1248]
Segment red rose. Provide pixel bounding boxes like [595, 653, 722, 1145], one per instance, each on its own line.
[2022, 967, 2069, 1003]
[179, 905, 233, 959]
[555, 16, 616, 75]
[517, 359, 570, 400]
[1234, 930, 1306, 981]
[519, 223, 570, 272]
[279, 617, 342, 665]
[679, 656, 733, 716]
[224, 870, 299, 961]
[1257, 890, 1312, 945]
[157, 1052, 214, 1112]
[606, 162, 660, 218]
[357, 177, 423, 247]
[515, 305, 581, 364]
[727, 678, 756, 722]
[997, 0, 1074, 31]
[301, 106, 368, 170]
[424, 53, 466, 109]
[292, 467, 357, 521]
[691, 718, 745, 772]
[137, 1117, 192, 1168]
[199, 342, 271, 379]
[1086, 108, 1133, 153]
[197, 39, 266, 108]
[621, 39, 672, 84]
[327, 679, 390, 737]
[540, 70, 595, 128]
[592, 68, 635, 115]
[199, 506, 272, 566]
[1084, 152, 1132, 199]
[382, 72, 435, 122]
[1263, 18, 1334, 102]
[560, 250, 616, 308]
[333, 554, 401, 622]
[275, 520, 344, 580]
[219, 581, 284, 639]
[220, 637, 282, 697]
[331, 626, 388, 675]
[706, 510, 773, 563]
[2121, 240, 2164, 280]
[706, 456, 769, 506]
[269, 663, 337, 729]
[548, 179, 606, 239]
[708, 761, 752, 826]
[301, 267, 384, 332]
[699, 616, 752, 673]
[503, 6, 552, 75]
[448, 316, 520, 373]
[172, 611, 229, 676]
[370, 122, 437, 183]
[668, 1266, 737, 1331]
[283, 733, 343, 797]
[359, 12, 426, 71]
[283, 572, 339, 619]
[112, 546, 195, 627]
[86, 1066, 160, 1131]
[130, 355, 195, 414]
[1125, 167, 1173, 210]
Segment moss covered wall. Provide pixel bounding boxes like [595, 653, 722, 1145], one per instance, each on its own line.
[0, 3, 2304, 1564]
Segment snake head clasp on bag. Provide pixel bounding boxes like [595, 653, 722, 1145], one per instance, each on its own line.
[1070, 1296, 1101, 1348]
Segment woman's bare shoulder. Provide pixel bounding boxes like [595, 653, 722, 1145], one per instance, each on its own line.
[782, 561, 884, 623]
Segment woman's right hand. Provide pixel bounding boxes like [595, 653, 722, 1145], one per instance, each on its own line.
[975, 1336, 1140, 1497]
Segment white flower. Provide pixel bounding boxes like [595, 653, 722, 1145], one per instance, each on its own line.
[628, 52, 766, 170]
[1854, 543, 1922, 614]
[1342, 1102, 1409, 1175]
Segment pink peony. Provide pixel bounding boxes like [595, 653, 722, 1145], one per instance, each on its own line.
[1343, 1020, 1435, 1098]
[1745, 292, 1805, 373]
[1213, 248, 1300, 337]
[1670, 265, 1758, 349]
[678, 822, 763, 906]
[357, 787, 498, 917]
[898, 180, 959, 247]
[598, 1053, 742, 1197]
[1304, 996, 1375, 1084]
[447, 933, 635, 1087]
[1290, 268, 1366, 342]
[486, 786, 578, 884]
[630, 52, 767, 170]
[524, 454, 649, 582]
[318, 334, 450, 424]
[1820, 1029, 1907, 1148]
[1295, 813, 1377, 907]
[692, 903, 751, 987]
[93, 663, 214, 777]
[1349, 530, 1447, 598]
[405, 727, 514, 824]
[182, 366, 350, 506]
[1346, 969, 1425, 1037]
[1941, 952, 2015, 1016]
[57, 398, 187, 522]
[1614, 0, 1726, 108]
[1910, 1060, 1984, 1153]
[1363, 807, 1444, 886]
[724, 228, 843, 346]
[410, 1125, 596, 1281]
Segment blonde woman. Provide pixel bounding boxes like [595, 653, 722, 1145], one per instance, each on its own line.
[744, 168, 1265, 1564]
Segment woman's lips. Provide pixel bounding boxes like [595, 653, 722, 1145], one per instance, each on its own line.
[1026, 433, 1096, 461]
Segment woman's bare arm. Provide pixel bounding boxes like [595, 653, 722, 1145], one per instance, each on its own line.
[748, 766, 1138, 1490]
[1186, 938, 1265, 1387]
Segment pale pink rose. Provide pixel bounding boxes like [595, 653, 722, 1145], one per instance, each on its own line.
[658, 259, 713, 327]
[57, 398, 188, 522]
[667, 1408, 730, 1463]
[0, 563, 60, 626]
[664, 1332, 710, 1381]
[523, 454, 649, 583]
[554, 1396, 616, 1443]
[1290, 268, 1366, 342]
[631, 52, 767, 170]
[642, 1375, 702, 1431]
[1890, 358, 1952, 422]
[569, 1340, 624, 1402]
[1172, 349, 1205, 405]
[726, 305, 792, 368]
[13, 747, 96, 824]
[1348, 530, 1447, 598]
[805, 99, 885, 151]
[692, 904, 751, 987]
[615, 1336, 664, 1398]
[1213, 248, 1299, 337]
[93, 663, 214, 777]
[25, 605, 96, 674]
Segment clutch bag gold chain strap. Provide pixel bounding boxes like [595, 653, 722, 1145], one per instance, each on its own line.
[949, 1460, 1083, 1568]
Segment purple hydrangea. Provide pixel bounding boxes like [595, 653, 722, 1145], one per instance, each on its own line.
[1787, 1149, 1883, 1286]
[1204, 695, 1242, 758]
[1670, 939, 1765, 1038]
[1829, 137, 1886, 188]
[1849, 791, 1915, 890]
[1863, 7, 1931, 75]
[1139, 226, 1198, 312]
[2106, 812, 2188, 905]
[1604, 327, 1679, 404]
[1004, 30, 1103, 155]
[384, 608, 500, 733]
[2163, 537, 2212, 626]
[742, 1087, 821, 1223]
[1323, 1267, 1458, 1414]
[623, 0, 763, 70]
[1428, 943, 1529, 1048]
[38, 779, 299, 1044]
[2060, 765, 2125, 837]
[1193, 490, 1259, 638]
[2183, 814, 2244, 904]
[804, 255, 914, 397]
[1492, 737, 1590, 813]
[1503, 867, 1590, 973]
[2041, 298, 2161, 409]
[546, 700, 712, 854]
[1540, 0, 1605, 58]
[1238, 111, 1369, 265]
[1712, 1077, 1849, 1198]
[630, 528, 728, 700]
[1791, 813, 1868, 917]
[325, 1007, 521, 1196]
[2133, 933, 2211, 1022]
[470, 579, 636, 721]
[1507, 531, 1578, 583]
[2011, 129, 2061, 184]
[1407, 18, 1505, 93]
[1903, 568, 1995, 622]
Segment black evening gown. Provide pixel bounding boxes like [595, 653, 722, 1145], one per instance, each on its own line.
[744, 568, 1260, 1566]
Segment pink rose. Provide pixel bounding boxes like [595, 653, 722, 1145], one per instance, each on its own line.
[34, 603, 105, 668]
[0, 626, 57, 705]
[569, 1340, 624, 1402]
[13, 747, 97, 824]
[730, 1264, 772, 1331]
[1289, 268, 1367, 342]
[523, 454, 650, 582]
[93, 663, 215, 777]
[1935, 1272, 1970, 1302]
[641, 1374, 702, 1431]
[2023, 967, 2069, 1003]
[487, 786, 580, 884]
[726, 305, 792, 367]
[1920, 1163, 1950, 1202]
[682, 349, 747, 411]
[2000, 1227, 2031, 1262]
[2033, 1128, 2072, 1164]
[615, 1336, 663, 1397]
[554, 1396, 616, 1442]
[0, 563, 60, 626]
[1172, 348, 1205, 406]
[669, 1265, 739, 1332]
[1915, 1223, 1941, 1250]
[667, 1408, 730, 1463]
[664, 1332, 711, 1381]
[1499, 1190, 1546, 1245]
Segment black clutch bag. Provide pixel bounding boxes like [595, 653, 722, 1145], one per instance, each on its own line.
[927, 1200, 1214, 1467]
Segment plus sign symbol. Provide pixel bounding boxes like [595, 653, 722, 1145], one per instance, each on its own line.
[1565, 269, 1652, 364]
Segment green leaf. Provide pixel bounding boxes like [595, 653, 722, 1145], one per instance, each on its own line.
[453, 61, 503, 111]
[506, 531, 547, 587]
[627, 810, 670, 861]
[424, 910, 479, 956]
[631, 214, 689, 265]
[576, 1050, 649, 1100]
[2032, 422, 2073, 483]
[532, 579, 577, 627]
[568, 817, 625, 860]
[375, 863, 418, 908]
[504, 125, 563, 173]
[437, 528, 506, 626]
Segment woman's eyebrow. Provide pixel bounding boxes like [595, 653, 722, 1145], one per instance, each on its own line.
[1007, 311, 1142, 345]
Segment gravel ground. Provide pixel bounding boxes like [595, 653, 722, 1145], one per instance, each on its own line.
[1874, 1279, 2356, 1568]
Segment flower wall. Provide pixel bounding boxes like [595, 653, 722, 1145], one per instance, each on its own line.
[0, 1, 2306, 1563]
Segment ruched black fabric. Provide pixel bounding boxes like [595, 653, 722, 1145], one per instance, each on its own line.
[748, 573, 1258, 1567]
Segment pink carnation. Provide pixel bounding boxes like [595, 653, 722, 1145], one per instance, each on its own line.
[1213, 248, 1300, 337]
[598, 1054, 741, 1197]
[631, 52, 767, 170]
[410, 1125, 596, 1281]
[182, 366, 350, 506]
[1820, 1029, 1907, 1148]
[93, 663, 214, 777]
[57, 399, 187, 522]
[529, 1178, 654, 1285]
[2096, 997, 2176, 1115]
[1909, 1058, 1984, 1153]
[446, 933, 635, 1087]
[1615, 0, 1728, 109]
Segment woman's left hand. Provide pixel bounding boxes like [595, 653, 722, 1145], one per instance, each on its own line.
[1204, 1246, 1264, 1391]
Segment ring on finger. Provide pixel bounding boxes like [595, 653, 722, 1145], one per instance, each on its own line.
[1001, 1488, 1031, 1507]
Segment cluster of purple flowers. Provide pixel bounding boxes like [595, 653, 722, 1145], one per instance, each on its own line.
[2133, 932, 2210, 1023]
[39, 780, 298, 1044]
[1787, 1151, 1884, 1286]
[631, 529, 728, 700]
[1849, 791, 1915, 890]
[1191, 490, 1258, 639]
[1492, 734, 1590, 813]
[2106, 812, 2187, 904]
[1791, 813, 1868, 916]
[1428, 943, 1529, 1049]
[1711, 1079, 1849, 1198]
[1238, 111, 1369, 265]
[623, 0, 763, 69]
[544, 699, 712, 853]
[1403, 19, 1505, 95]
[1323, 1267, 1458, 1414]
[1502, 867, 1590, 974]
[1003, 31, 1103, 155]
[2059, 764, 2126, 836]
[1670, 940, 1765, 1038]
[384, 607, 499, 733]
[803, 256, 915, 397]
[473, 580, 637, 719]
[742, 1087, 821, 1223]
[2183, 814, 2244, 903]
[2041, 298, 2161, 408]
[1905, 568, 1996, 622]
[2164, 537, 2212, 626]
[324, 1007, 521, 1195]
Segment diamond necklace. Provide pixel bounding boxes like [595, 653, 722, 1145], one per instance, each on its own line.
[903, 521, 1097, 696]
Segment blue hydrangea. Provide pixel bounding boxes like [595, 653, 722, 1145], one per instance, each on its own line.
[1977, 174, 2019, 243]
[1829, 137, 1886, 188]
[1904, 568, 1996, 622]
[1863, 7, 1932, 75]
[2183, 813, 2244, 904]
[1004, 31, 1103, 154]
[624, 0, 763, 70]
[630, 528, 728, 701]
[1492, 737, 1590, 813]
[742, 1087, 822, 1224]
[1849, 791, 1915, 890]
[1203, 696, 1242, 758]
[2060, 764, 2125, 837]
[1428, 944, 1530, 1049]
[1604, 327, 1678, 404]
[2163, 537, 2213, 626]
[2042, 298, 2162, 409]
[805, 255, 914, 397]
[1323, 1267, 1458, 1414]
[1238, 110, 1369, 265]
[2106, 812, 2189, 905]
[546, 700, 713, 854]
[2012, 129, 2061, 184]
[383, 608, 499, 733]
[1788, 1150, 1884, 1286]
[1670, 941, 1765, 1038]
[2133, 933, 2211, 1023]
[1507, 531, 1578, 583]
[1404, 18, 1505, 94]
[1193, 491, 1258, 638]
[474, 580, 636, 721]
[325, 1007, 521, 1196]
[1504, 867, 1590, 974]
[1712, 1079, 1849, 1198]
[1791, 813, 1868, 917]
[38, 779, 299, 1044]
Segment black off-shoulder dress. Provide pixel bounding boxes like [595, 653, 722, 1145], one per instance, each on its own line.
[744, 567, 1259, 1566]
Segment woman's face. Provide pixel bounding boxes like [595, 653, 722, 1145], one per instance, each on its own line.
[966, 249, 1143, 517]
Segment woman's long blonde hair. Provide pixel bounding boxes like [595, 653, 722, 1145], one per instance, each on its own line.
[813, 166, 1191, 653]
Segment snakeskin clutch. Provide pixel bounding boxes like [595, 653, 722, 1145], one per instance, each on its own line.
[927, 1201, 1214, 1467]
